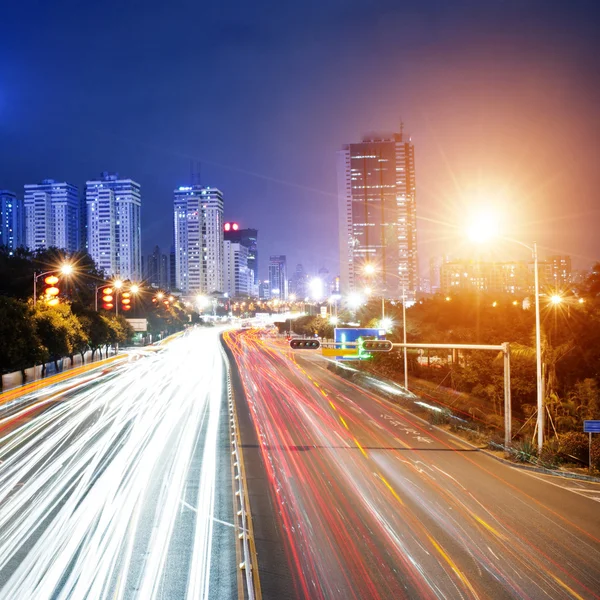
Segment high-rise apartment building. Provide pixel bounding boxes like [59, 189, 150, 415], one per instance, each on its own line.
[224, 224, 258, 284]
[0, 190, 25, 251]
[224, 240, 251, 297]
[24, 179, 80, 252]
[337, 130, 418, 300]
[86, 173, 141, 280]
[173, 185, 224, 294]
[268, 255, 288, 299]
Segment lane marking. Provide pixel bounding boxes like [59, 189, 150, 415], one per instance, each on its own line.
[354, 438, 368, 458]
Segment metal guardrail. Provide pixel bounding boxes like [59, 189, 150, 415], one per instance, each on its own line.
[223, 350, 261, 600]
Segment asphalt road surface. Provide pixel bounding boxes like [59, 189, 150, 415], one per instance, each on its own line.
[0, 328, 237, 600]
[225, 329, 600, 600]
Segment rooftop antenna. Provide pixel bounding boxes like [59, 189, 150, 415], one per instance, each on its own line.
[190, 160, 202, 186]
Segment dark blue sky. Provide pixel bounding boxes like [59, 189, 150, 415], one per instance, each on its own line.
[1, 0, 599, 277]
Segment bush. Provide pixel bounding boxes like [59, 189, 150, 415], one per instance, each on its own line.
[592, 437, 600, 472]
[539, 439, 561, 469]
[428, 409, 451, 426]
[512, 439, 537, 463]
[558, 431, 589, 464]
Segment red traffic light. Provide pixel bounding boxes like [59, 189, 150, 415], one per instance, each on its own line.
[362, 340, 393, 352]
[289, 339, 321, 350]
[43, 275, 60, 303]
[100, 285, 115, 310]
[121, 291, 132, 311]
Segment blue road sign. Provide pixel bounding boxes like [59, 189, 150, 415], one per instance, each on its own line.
[583, 420, 600, 433]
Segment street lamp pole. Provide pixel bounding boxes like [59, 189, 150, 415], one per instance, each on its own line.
[33, 269, 65, 305]
[533, 242, 544, 453]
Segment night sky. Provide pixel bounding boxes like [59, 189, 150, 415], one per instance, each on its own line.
[1, 0, 599, 277]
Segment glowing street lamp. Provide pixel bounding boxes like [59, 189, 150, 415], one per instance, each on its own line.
[363, 263, 377, 276]
[466, 210, 544, 453]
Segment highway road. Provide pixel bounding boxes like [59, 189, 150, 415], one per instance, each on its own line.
[0, 328, 237, 600]
[225, 329, 600, 600]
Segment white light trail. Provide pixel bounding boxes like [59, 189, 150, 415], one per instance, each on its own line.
[0, 328, 228, 600]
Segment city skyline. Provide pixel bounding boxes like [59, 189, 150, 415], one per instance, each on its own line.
[2, 1, 598, 276]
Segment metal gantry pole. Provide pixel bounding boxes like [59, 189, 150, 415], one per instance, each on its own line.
[533, 242, 544, 453]
[33, 272, 38, 306]
[402, 287, 408, 390]
[503, 342, 512, 448]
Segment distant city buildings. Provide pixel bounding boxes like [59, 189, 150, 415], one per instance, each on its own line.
[291, 263, 308, 299]
[0, 190, 25, 251]
[337, 129, 418, 301]
[259, 280, 271, 300]
[24, 179, 81, 252]
[439, 255, 574, 295]
[173, 185, 224, 294]
[86, 172, 142, 280]
[268, 255, 288, 299]
[144, 245, 169, 289]
[548, 255, 572, 287]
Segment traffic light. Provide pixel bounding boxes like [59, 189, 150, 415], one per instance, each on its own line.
[289, 339, 321, 349]
[101, 286, 114, 310]
[361, 340, 393, 352]
[43, 275, 60, 306]
[121, 291, 132, 312]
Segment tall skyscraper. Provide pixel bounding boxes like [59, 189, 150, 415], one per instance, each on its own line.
[144, 245, 169, 289]
[24, 179, 80, 252]
[224, 240, 251, 297]
[337, 130, 418, 300]
[268, 255, 288, 300]
[224, 223, 258, 284]
[173, 185, 224, 294]
[86, 172, 142, 280]
[0, 190, 25, 251]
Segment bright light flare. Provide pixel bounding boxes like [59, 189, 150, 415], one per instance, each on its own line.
[330, 316, 339, 326]
[309, 278, 324, 300]
[113, 279, 123, 289]
[60, 263, 74, 275]
[347, 293, 364, 309]
[196, 295, 209, 308]
[550, 294, 562, 305]
[363, 264, 377, 276]
[380, 318, 393, 330]
[465, 209, 501, 244]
